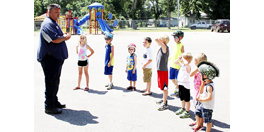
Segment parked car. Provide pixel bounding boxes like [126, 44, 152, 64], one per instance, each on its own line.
[211, 19, 230, 32]
[190, 21, 212, 30]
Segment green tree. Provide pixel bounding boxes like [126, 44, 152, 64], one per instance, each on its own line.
[160, 0, 176, 29]
[179, 0, 230, 20]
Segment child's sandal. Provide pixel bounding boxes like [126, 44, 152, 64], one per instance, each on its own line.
[126, 86, 132, 90]
[73, 87, 80, 90]
[132, 87, 136, 91]
[84, 87, 89, 91]
[189, 122, 196, 126]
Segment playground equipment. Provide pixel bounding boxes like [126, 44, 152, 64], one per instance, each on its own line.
[34, 2, 118, 34]
[57, 10, 80, 35]
[64, 2, 118, 35]
[87, 2, 118, 35]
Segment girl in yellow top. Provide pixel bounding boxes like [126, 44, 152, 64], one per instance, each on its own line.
[169, 31, 184, 97]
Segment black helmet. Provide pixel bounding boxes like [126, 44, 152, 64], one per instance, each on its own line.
[171, 30, 184, 38]
[197, 61, 219, 80]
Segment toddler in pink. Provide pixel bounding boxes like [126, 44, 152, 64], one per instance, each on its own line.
[189, 53, 207, 128]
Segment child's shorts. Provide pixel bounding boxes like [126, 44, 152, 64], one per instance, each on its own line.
[157, 70, 168, 90]
[127, 69, 137, 81]
[179, 85, 190, 102]
[78, 60, 88, 67]
[104, 66, 113, 75]
[195, 106, 213, 123]
[143, 68, 152, 82]
[169, 67, 179, 80]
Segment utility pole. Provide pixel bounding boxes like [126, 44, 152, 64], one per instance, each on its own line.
[177, 0, 179, 30]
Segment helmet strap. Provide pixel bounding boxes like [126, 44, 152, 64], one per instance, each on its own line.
[202, 76, 208, 82]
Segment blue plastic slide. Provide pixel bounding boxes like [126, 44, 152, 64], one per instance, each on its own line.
[96, 12, 113, 34]
[72, 14, 90, 35]
[97, 18, 109, 34]
[74, 26, 83, 35]
[76, 14, 90, 26]
[103, 20, 113, 32]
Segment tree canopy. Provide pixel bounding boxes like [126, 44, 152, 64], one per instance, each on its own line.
[34, 0, 230, 20]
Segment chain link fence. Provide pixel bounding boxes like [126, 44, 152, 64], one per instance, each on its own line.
[35, 18, 215, 31]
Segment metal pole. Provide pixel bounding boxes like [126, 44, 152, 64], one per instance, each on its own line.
[177, 0, 179, 30]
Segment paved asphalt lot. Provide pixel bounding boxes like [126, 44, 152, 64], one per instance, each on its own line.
[34, 31, 230, 132]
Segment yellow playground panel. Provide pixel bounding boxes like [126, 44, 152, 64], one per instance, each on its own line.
[58, 16, 66, 33]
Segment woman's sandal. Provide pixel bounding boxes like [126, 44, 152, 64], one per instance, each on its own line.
[84, 87, 89, 91]
[73, 87, 80, 90]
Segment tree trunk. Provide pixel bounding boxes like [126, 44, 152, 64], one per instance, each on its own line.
[132, 0, 137, 30]
[167, 0, 171, 29]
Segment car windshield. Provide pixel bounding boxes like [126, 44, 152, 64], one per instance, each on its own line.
[222, 21, 230, 24]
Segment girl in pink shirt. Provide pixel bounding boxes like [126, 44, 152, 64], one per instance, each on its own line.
[189, 53, 207, 128]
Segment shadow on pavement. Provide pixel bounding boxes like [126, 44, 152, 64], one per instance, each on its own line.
[113, 86, 175, 100]
[86, 89, 108, 95]
[50, 109, 98, 126]
[111, 86, 134, 93]
[212, 119, 230, 129]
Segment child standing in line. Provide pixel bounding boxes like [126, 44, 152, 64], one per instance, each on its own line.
[174, 52, 193, 118]
[141, 37, 153, 95]
[189, 53, 207, 128]
[74, 35, 94, 91]
[125, 43, 137, 91]
[104, 32, 115, 90]
[169, 31, 185, 97]
[194, 61, 219, 132]
[155, 34, 170, 111]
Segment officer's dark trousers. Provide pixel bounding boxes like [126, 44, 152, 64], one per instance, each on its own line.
[40, 54, 64, 109]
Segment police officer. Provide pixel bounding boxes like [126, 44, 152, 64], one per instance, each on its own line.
[37, 4, 71, 114]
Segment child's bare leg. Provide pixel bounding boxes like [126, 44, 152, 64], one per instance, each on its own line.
[133, 81, 136, 87]
[84, 65, 89, 87]
[196, 115, 202, 127]
[200, 118, 204, 127]
[186, 101, 190, 112]
[78, 67, 83, 87]
[171, 79, 178, 90]
[206, 123, 212, 132]
[163, 89, 168, 103]
[146, 82, 151, 93]
[129, 81, 132, 87]
[108, 75, 112, 83]
[182, 100, 186, 109]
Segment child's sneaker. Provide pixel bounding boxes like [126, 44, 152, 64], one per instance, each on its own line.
[175, 108, 185, 115]
[179, 111, 190, 118]
[158, 102, 168, 111]
[170, 90, 179, 97]
[156, 100, 163, 104]
[107, 83, 114, 90]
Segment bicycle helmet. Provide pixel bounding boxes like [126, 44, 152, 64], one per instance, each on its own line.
[104, 32, 113, 39]
[197, 61, 219, 80]
[128, 43, 136, 52]
[171, 30, 184, 38]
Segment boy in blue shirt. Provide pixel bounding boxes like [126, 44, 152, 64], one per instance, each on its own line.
[104, 32, 115, 90]
[125, 43, 137, 91]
